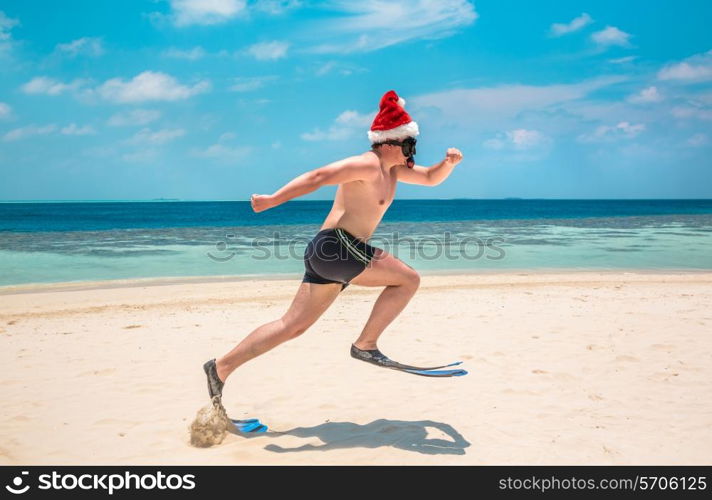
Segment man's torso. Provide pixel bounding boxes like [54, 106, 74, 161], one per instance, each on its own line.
[321, 151, 399, 241]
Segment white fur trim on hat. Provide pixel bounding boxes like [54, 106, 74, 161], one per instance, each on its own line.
[397, 97, 406, 107]
[367, 121, 419, 144]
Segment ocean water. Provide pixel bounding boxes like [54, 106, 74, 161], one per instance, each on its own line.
[1, 199, 711, 287]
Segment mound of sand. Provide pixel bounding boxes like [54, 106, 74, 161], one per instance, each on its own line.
[189, 396, 230, 448]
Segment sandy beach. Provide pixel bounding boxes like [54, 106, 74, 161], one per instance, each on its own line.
[1, 271, 711, 465]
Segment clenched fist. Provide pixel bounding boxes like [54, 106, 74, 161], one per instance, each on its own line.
[445, 147, 463, 166]
[250, 194, 275, 213]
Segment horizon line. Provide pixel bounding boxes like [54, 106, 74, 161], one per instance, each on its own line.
[1, 197, 712, 203]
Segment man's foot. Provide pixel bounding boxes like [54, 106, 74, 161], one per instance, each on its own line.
[203, 358, 224, 399]
[350, 344, 467, 376]
[350, 344, 399, 368]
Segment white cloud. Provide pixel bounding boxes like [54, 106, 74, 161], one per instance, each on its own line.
[508, 129, 548, 149]
[482, 137, 504, 150]
[484, 129, 549, 150]
[0, 11, 18, 58]
[128, 128, 186, 145]
[591, 26, 632, 48]
[301, 109, 374, 141]
[21, 76, 87, 96]
[334, 110, 374, 127]
[169, 0, 246, 26]
[253, 0, 302, 15]
[671, 105, 712, 121]
[97, 71, 210, 103]
[608, 56, 637, 64]
[61, 123, 96, 135]
[229, 75, 278, 92]
[0, 10, 19, 41]
[246, 41, 289, 60]
[549, 13, 592, 37]
[411, 75, 627, 128]
[577, 121, 645, 143]
[163, 46, 206, 60]
[627, 86, 663, 104]
[312, 60, 365, 77]
[686, 133, 708, 147]
[107, 109, 161, 127]
[192, 143, 250, 162]
[55, 37, 104, 57]
[315, 61, 336, 76]
[2, 124, 57, 142]
[0, 102, 10, 119]
[691, 91, 712, 105]
[657, 49, 712, 82]
[192, 133, 250, 162]
[614, 122, 645, 136]
[1, 123, 97, 144]
[307, 0, 477, 54]
[301, 128, 351, 142]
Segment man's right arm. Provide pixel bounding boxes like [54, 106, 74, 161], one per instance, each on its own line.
[251, 155, 377, 212]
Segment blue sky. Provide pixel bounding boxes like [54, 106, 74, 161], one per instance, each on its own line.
[0, 0, 711, 200]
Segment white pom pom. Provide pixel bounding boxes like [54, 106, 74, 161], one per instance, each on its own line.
[397, 97, 406, 107]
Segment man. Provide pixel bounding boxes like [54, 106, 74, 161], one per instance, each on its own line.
[204, 90, 463, 399]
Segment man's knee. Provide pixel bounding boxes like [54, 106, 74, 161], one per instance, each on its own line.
[402, 269, 420, 290]
[281, 316, 312, 339]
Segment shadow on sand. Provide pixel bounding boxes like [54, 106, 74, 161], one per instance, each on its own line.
[257, 419, 470, 456]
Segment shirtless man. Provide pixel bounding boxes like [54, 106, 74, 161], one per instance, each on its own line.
[204, 90, 463, 399]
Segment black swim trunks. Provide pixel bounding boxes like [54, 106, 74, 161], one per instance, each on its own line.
[303, 227, 379, 290]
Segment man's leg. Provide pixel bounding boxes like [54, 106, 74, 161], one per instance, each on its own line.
[348, 249, 420, 350]
[215, 281, 342, 383]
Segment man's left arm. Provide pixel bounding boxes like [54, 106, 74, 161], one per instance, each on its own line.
[398, 148, 463, 186]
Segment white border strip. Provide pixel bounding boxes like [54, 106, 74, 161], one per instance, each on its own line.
[335, 228, 370, 265]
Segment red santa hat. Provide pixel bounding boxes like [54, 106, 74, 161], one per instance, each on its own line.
[367, 90, 419, 144]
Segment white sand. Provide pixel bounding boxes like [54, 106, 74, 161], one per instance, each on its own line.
[1, 271, 711, 465]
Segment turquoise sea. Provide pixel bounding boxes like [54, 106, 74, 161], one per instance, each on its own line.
[1, 199, 711, 287]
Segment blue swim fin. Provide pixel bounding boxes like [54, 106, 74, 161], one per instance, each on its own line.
[231, 418, 268, 433]
[402, 368, 468, 377]
[350, 345, 467, 375]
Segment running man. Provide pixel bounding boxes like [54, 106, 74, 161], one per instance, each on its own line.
[204, 90, 463, 399]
